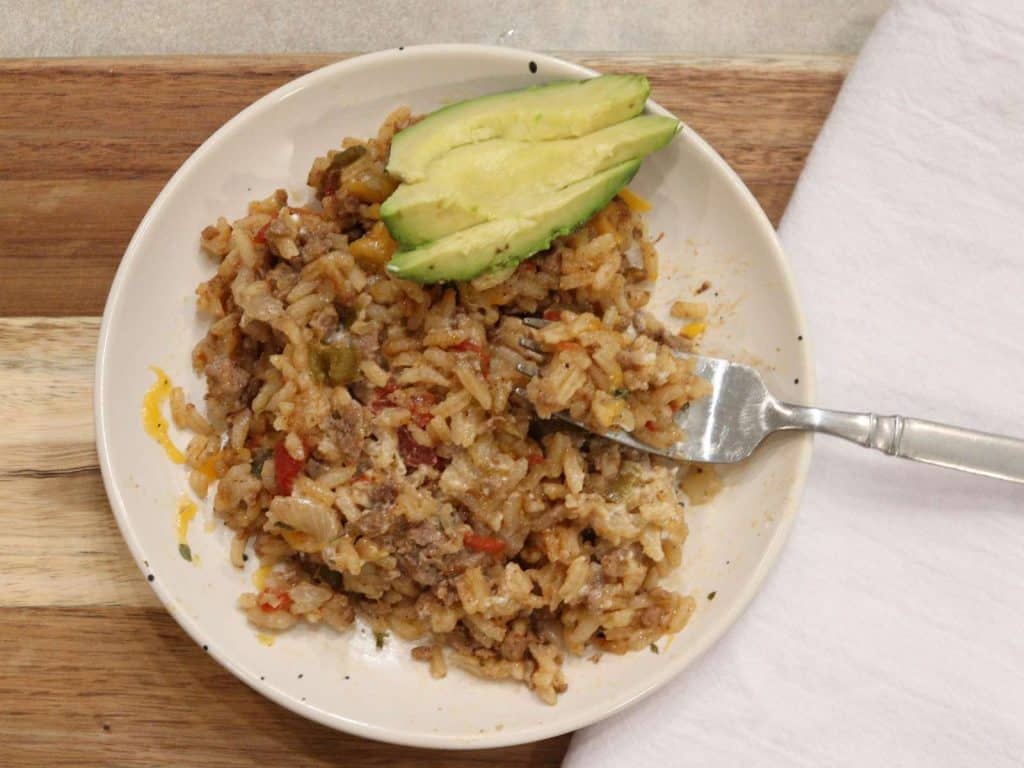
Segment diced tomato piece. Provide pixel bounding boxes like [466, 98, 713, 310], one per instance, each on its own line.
[452, 340, 489, 377]
[253, 221, 272, 244]
[464, 533, 506, 555]
[259, 590, 293, 612]
[370, 381, 397, 413]
[409, 391, 436, 409]
[555, 341, 583, 353]
[527, 453, 545, 466]
[409, 391, 436, 427]
[398, 427, 442, 470]
[273, 440, 304, 495]
[645, 420, 658, 431]
[543, 309, 561, 321]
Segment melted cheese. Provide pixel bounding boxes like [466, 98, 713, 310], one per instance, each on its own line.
[252, 565, 272, 591]
[142, 367, 184, 464]
[176, 496, 197, 544]
[175, 496, 198, 565]
[618, 187, 652, 213]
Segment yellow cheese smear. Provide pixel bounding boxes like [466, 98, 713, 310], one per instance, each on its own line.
[618, 187, 652, 213]
[176, 496, 198, 564]
[252, 565, 272, 591]
[143, 367, 185, 464]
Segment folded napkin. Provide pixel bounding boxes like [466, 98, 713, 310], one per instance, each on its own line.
[566, 1, 1024, 765]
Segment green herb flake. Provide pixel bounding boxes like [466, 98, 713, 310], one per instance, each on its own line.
[374, 631, 388, 650]
[612, 387, 629, 398]
[178, 543, 193, 562]
[649, 643, 660, 654]
[251, 451, 269, 477]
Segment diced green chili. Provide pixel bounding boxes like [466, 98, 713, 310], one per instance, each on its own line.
[328, 145, 367, 172]
[310, 342, 361, 386]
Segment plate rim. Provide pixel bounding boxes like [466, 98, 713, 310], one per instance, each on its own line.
[94, 43, 815, 749]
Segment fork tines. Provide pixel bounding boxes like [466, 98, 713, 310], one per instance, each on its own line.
[518, 337, 545, 354]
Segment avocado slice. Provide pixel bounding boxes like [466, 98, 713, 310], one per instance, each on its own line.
[387, 75, 650, 183]
[386, 159, 640, 283]
[382, 114, 678, 246]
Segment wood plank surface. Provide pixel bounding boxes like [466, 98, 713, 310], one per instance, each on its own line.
[0, 54, 847, 316]
[0, 607, 568, 768]
[0, 54, 847, 767]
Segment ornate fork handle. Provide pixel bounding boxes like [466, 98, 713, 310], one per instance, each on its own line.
[771, 403, 1024, 483]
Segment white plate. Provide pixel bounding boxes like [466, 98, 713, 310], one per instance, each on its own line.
[95, 45, 814, 749]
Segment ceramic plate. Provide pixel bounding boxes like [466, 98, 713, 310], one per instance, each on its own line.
[95, 44, 814, 749]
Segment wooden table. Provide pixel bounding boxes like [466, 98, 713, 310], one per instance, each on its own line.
[0, 54, 845, 767]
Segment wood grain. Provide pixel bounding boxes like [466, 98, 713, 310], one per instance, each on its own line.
[0, 54, 845, 766]
[0, 317, 97, 475]
[0, 54, 846, 316]
[0, 318, 155, 609]
[0, 607, 569, 768]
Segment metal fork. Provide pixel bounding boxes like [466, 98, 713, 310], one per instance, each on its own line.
[516, 318, 1024, 484]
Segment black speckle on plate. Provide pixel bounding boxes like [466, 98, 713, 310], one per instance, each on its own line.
[797, 335, 804, 341]
[147, 574, 154, 582]
[794, 378, 800, 385]
[298, 673, 303, 679]
[399, 46, 405, 51]
[344, 674, 350, 680]
[202, 644, 208, 651]
[529, 61, 537, 74]
[259, 675, 265, 681]
[707, 591, 717, 601]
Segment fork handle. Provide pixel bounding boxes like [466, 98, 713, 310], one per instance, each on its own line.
[773, 403, 1024, 484]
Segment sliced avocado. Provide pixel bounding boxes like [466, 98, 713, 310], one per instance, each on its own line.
[382, 115, 677, 246]
[387, 75, 650, 183]
[386, 159, 640, 283]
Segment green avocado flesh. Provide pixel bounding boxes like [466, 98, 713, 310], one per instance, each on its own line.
[386, 160, 641, 283]
[386, 74, 650, 183]
[381, 114, 678, 247]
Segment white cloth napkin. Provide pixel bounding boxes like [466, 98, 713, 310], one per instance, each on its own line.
[565, 1, 1024, 765]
